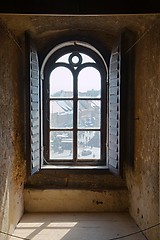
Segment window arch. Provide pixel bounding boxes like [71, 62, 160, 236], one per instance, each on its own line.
[42, 41, 108, 166]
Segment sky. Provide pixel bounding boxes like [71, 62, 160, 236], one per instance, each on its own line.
[50, 63, 101, 95]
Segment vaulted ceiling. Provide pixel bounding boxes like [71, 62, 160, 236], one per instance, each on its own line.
[0, 14, 159, 52]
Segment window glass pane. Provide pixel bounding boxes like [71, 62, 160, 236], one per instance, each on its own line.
[50, 131, 73, 159]
[78, 100, 101, 129]
[78, 67, 101, 98]
[78, 131, 101, 159]
[50, 67, 73, 98]
[81, 53, 95, 64]
[56, 53, 95, 64]
[50, 100, 73, 129]
[56, 53, 70, 63]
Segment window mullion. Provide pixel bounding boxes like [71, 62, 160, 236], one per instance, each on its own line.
[73, 71, 78, 163]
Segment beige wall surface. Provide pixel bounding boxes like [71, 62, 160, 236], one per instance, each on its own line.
[126, 18, 160, 240]
[0, 22, 25, 239]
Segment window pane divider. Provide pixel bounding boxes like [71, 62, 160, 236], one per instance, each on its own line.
[49, 97, 74, 100]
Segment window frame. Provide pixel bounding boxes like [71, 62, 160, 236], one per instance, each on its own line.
[42, 43, 108, 167]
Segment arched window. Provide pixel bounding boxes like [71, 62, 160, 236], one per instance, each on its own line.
[42, 41, 108, 166]
[25, 31, 134, 176]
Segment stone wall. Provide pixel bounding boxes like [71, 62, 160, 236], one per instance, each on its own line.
[126, 18, 160, 240]
[0, 22, 25, 239]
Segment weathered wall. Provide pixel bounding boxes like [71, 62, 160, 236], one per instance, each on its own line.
[126, 18, 160, 240]
[24, 188, 128, 213]
[0, 23, 25, 239]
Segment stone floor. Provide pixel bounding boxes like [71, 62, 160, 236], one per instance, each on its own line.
[10, 212, 147, 240]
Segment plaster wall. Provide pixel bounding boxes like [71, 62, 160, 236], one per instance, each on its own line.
[126, 19, 160, 240]
[24, 189, 128, 213]
[0, 23, 25, 239]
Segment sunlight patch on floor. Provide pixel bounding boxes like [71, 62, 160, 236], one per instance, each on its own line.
[10, 212, 147, 240]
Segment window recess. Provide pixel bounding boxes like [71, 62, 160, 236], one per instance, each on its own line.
[25, 30, 134, 177]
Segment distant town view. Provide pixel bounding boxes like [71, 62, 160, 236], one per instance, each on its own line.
[49, 52, 101, 161]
